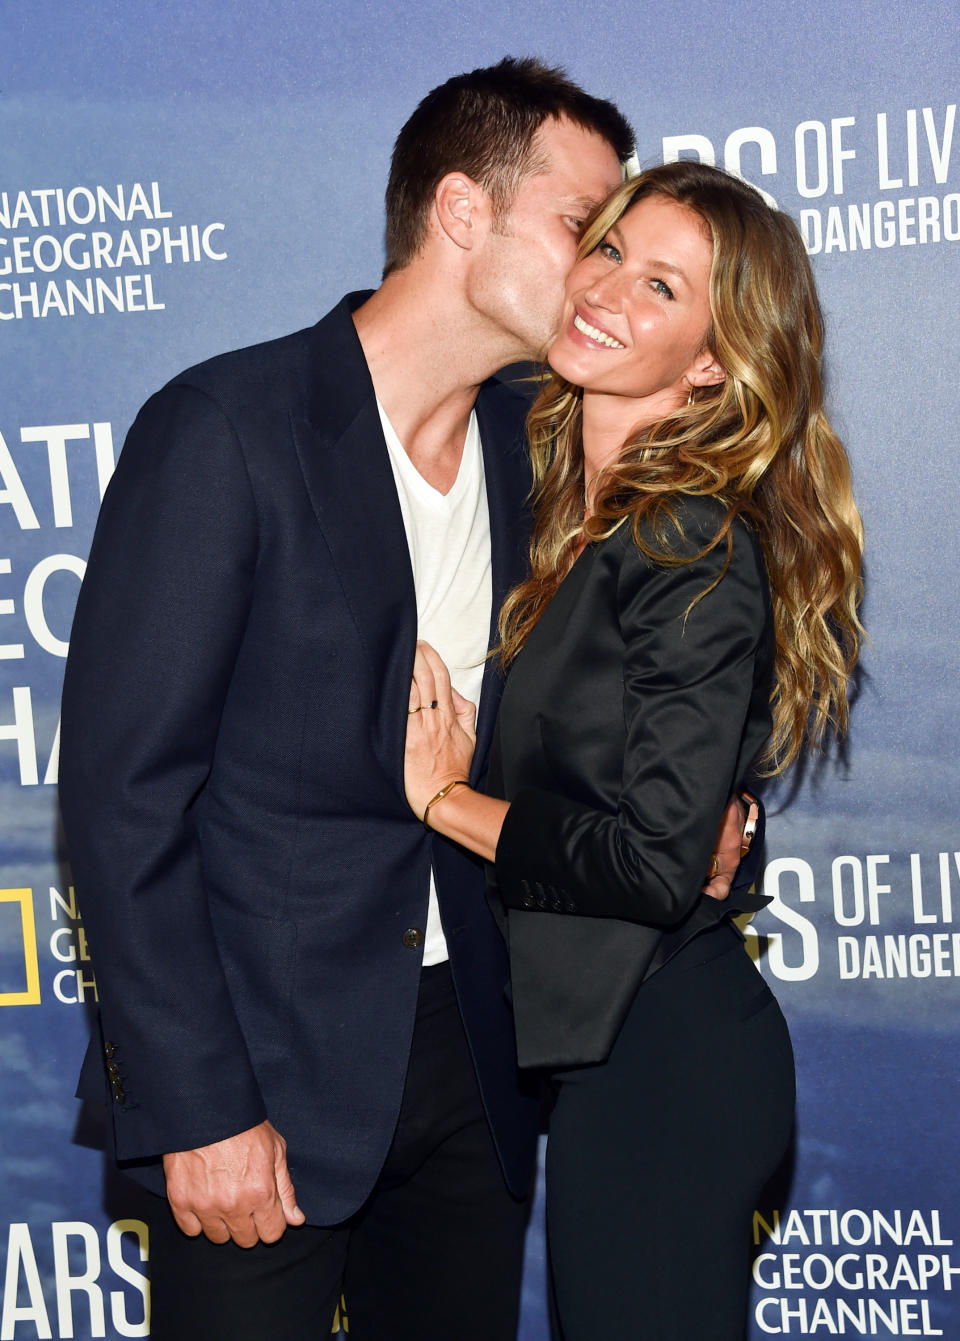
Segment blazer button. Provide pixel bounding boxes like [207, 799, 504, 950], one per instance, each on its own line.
[535, 883, 548, 910]
[106, 1062, 120, 1079]
[402, 928, 424, 949]
[520, 891, 535, 909]
[112, 1085, 126, 1104]
[104, 1041, 116, 1059]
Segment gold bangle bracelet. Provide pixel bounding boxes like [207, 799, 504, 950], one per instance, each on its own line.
[423, 779, 469, 830]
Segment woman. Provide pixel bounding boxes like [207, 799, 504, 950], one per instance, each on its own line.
[403, 161, 863, 1339]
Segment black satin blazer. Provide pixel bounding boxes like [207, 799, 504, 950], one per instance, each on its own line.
[490, 497, 775, 1070]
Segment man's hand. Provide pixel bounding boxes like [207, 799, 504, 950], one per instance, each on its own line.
[162, 1119, 305, 1247]
[702, 795, 748, 902]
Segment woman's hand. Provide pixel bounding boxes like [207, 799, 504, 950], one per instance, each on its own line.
[702, 795, 750, 900]
[404, 640, 477, 820]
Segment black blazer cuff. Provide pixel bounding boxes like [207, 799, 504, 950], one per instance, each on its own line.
[495, 788, 584, 915]
[496, 787, 769, 918]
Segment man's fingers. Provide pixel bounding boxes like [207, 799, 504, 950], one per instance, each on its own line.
[247, 1199, 291, 1245]
[201, 1186, 287, 1246]
[251, 1215, 287, 1245]
[170, 1205, 204, 1238]
[198, 1215, 233, 1245]
[274, 1143, 305, 1227]
[161, 1120, 299, 1249]
[203, 1185, 291, 1247]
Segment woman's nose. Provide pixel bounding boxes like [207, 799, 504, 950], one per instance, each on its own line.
[584, 271, 624, 313]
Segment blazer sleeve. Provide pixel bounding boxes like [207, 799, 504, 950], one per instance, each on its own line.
[59, 382, 268, 1160]
[495, 513, 772, 928]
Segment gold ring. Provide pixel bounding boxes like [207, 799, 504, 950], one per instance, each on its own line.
[709, 855, 721, 878]
[407, 706, 422, 715]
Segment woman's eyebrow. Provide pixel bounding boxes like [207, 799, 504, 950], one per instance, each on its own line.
[606, 224, 690, 283]
[644, 257, 688, 281]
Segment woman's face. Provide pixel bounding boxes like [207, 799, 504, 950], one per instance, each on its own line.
[547, 194, 723, 423]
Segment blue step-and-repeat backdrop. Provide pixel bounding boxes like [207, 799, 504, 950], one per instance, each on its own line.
[2, 1, 958, 1336]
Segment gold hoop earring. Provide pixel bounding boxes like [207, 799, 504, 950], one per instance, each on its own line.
[686, 385, 695, 406]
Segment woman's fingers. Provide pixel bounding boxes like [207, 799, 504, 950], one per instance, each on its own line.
[411, 641, 438, 712]
[415, 640, 454, 713]
[451, 687, 477, 741]
[410, 641, 473, 740]
[403, 644, 478, 819]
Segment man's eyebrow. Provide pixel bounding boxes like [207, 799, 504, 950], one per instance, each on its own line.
[559, 195, 605, 213]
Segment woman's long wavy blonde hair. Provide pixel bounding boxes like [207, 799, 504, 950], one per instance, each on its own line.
[498, 161, 864, 773]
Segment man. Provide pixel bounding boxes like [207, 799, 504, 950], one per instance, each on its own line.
[61, 58, 632, 1341]
[61, 57, 747, 1341]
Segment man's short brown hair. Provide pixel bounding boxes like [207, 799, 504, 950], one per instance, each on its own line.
[383, 56, 634, 276]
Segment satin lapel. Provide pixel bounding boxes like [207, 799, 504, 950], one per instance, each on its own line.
[473, 378, 534, 782]
[290, 295, 416, 787]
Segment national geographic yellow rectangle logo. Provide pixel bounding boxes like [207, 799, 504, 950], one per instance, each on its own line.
[0, 888, 41, 1004]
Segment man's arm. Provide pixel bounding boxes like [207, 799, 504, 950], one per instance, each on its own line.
[60, 383, 300, 1240]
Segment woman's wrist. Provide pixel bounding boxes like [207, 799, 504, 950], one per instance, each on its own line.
[422, 779, 470, 829]
[422, 786, 509, 864]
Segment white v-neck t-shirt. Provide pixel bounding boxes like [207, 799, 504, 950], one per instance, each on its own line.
[378, 402, 493, 965]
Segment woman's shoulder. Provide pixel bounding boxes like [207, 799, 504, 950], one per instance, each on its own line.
[600, 497, 771, 634]
[608, 494, 762, 567]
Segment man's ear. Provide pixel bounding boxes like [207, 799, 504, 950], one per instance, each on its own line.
[433, 172, 487, 251]
[688, 347, 726, 388]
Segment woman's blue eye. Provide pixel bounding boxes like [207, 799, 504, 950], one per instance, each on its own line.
[598, 240, 622, 262]
[652, 278, 675, 300]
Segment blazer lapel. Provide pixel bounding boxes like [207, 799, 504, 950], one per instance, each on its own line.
[473, 378, 533, 782]
[291, 294, 417, 785]
[292, 302, 533, 790]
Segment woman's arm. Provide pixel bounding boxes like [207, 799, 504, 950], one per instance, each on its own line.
[423, 787, 508, 864]
[404, 551, 766, 895]
[493, 517, 772, 927]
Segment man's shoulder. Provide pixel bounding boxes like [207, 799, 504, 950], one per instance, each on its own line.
[162, 322, 318, 414]
[156, 292, 367, 417]
[173, 324, 315, 387]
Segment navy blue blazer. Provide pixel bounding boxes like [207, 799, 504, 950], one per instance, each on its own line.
[59, 294, 539, 1222]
